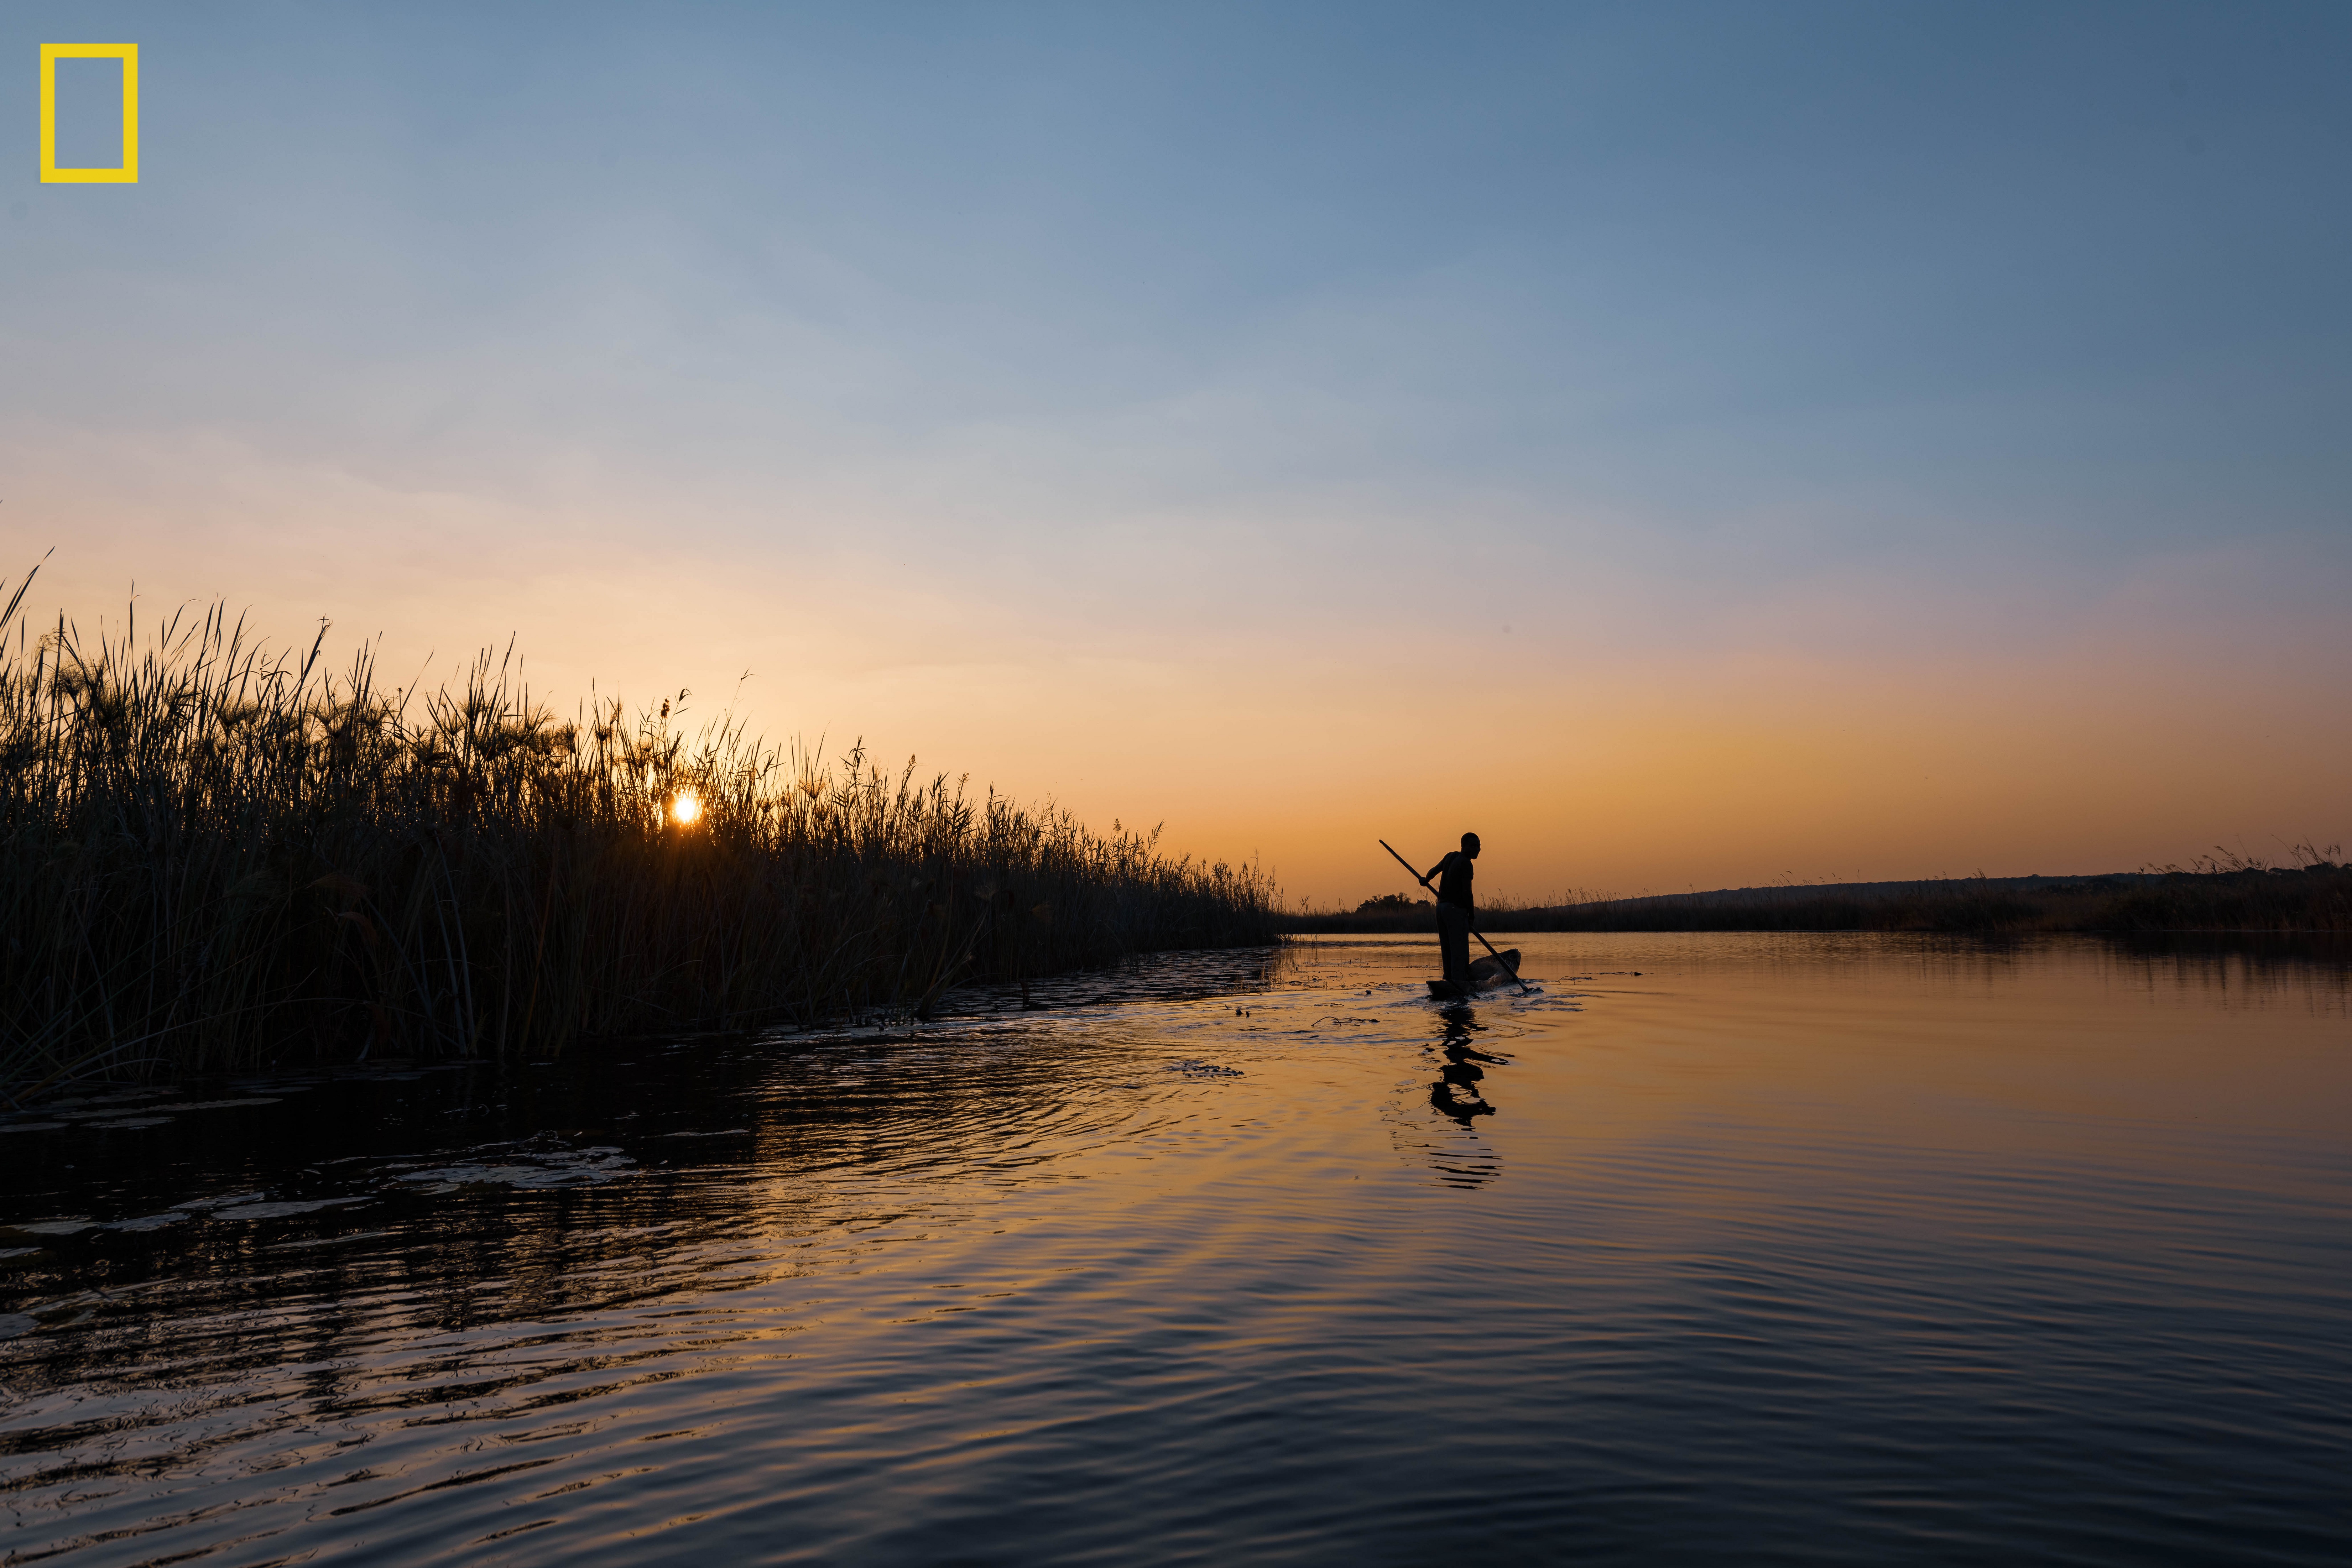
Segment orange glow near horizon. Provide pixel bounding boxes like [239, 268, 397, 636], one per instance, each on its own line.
[671, 791, 703, 826]
[11, 474, 2347, 910]
[7, 8, 2351, 920]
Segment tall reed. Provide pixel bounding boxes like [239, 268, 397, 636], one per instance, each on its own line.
[0, 572, 1278, 1102]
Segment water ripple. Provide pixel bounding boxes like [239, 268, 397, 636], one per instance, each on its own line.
[0, 935, 2345, 1564]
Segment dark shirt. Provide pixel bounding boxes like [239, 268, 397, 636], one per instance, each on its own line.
[1435, 851, 1475, 911]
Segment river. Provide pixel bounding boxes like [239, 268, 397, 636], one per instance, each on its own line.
[2, 933, 2346, 1564]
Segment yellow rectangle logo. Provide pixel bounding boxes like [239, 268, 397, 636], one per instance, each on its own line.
[40, 43, 140, 183]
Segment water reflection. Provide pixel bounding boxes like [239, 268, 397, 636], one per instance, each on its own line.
[1, 934, 2346, 1566]
[1428, 1000, 1508, 1121]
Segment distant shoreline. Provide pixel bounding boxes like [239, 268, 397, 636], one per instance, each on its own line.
[1282, 865, 2352, 935]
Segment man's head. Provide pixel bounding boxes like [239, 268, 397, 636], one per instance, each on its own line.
[1461, 832, 1481, 857]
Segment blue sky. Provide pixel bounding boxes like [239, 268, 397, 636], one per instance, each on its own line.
[6, 2, 2348, 896]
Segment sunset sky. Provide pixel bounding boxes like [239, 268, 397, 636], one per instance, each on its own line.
[6, 2, 2347, 906]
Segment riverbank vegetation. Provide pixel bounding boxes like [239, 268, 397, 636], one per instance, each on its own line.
[1287, 853, 2352, 936]
[0, 572, 1278, 1103]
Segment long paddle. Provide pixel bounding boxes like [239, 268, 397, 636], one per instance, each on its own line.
[1378, 838, 1533, 994]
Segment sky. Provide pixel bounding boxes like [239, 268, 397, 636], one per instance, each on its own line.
[4, 1, 2347, 906]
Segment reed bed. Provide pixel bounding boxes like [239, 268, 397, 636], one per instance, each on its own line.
[0, 573, 1278, 1103]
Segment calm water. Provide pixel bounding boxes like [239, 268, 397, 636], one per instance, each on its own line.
[2, 934, 2347, 1566]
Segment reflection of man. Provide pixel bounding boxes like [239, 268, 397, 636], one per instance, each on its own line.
[1424, 832, 1480, 988]
[1430, 1001, 1500, 1120]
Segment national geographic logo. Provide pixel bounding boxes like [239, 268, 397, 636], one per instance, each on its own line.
[40, 43, 139, 183]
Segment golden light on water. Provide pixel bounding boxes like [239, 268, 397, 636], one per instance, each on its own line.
[672, 791, 703, 825]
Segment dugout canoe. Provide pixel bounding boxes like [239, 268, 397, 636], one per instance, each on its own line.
[1425, 948, 1522, 999]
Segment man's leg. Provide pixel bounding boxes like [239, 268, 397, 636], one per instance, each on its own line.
[1438, 904, 1470, 985]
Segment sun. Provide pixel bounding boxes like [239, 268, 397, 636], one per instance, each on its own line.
[671, 791, 703, 825]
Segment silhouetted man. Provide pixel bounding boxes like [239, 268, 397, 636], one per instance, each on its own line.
[1425, 832, 1480, 988]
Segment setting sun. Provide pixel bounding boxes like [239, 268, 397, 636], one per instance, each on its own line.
[671, 791, 703, 826]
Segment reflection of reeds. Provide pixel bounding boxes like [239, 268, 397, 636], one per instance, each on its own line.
[0, 571, 1278, 1101]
